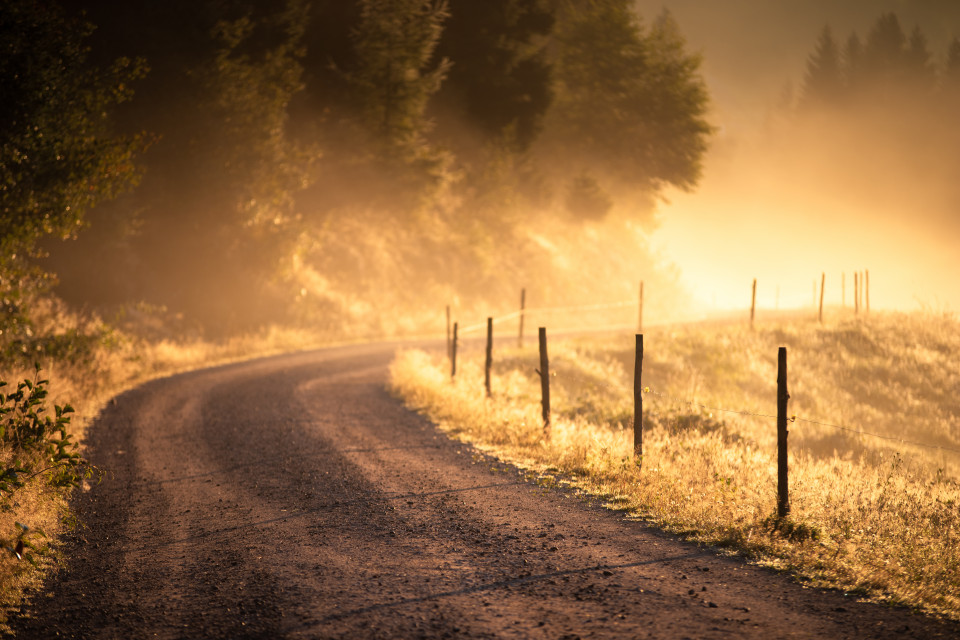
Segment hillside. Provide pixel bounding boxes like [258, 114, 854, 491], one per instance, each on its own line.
[391, 311, 960, 619]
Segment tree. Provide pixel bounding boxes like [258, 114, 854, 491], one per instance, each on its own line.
[0, 0, 145, 334]
[434, 0, 554, 152]
[198, 0, 315, 231]
[843, 31, 864, 86]
[131, 0, 316, 330]
[858, 12, 908, 99]
[800, 25, 843, 108]
[0, 0, 144, 266]
[945, 37, 960, 97]
[904, 26, 935, 95]
[347, 0, 451, 158]
[544, 2, 710, 207]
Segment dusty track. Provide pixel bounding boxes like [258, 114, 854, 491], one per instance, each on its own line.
[10, 342, 960, 638]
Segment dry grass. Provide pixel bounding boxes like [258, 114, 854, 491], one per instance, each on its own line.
[390, 311, 960, 620]
[0, 302, 339, 625]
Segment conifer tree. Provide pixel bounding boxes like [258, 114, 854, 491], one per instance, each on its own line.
[904, 26, 935, 94]
[545, 1, 710, 203]
[800, 25, 843, 108]
[843, 31, 864, 88]
[861, 12, 907, 95]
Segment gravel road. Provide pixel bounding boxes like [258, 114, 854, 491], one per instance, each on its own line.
[9, 342, 960, 639]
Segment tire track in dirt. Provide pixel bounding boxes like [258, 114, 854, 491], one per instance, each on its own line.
[9, 342, 960, 638]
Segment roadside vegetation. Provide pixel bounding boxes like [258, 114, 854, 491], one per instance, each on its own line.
[390, 311, 960, 620]
[0, 296, 338, 626]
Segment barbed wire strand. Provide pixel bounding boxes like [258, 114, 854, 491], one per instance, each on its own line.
[458, 299, 635, 334]
[451, 300, 960, 458]
[793, 416, 960, 455]
[643, 388, 778, 421]
[641, 386, 960, 456]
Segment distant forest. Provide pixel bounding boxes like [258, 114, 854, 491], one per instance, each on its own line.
[1, 0, 712, 338]
[799, 12, 960, 108]
[783, 13, 960, 246]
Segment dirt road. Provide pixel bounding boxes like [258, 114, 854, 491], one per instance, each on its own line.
[10, 342, 960, 638]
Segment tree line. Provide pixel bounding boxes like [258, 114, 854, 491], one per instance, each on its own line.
[1, 0, 711, 338]
[800, 12, 960, 109]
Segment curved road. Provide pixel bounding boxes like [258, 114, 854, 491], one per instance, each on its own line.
[10, 342, 960, 638]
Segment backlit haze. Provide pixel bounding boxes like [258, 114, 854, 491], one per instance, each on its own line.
[639, 0, 960, 313]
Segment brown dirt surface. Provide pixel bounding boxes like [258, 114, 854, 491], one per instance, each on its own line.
[9, 342, 960, 639]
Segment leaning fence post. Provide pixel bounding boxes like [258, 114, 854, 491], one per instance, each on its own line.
[818, 272, 825, 324]
[750, 279, 757, 328]
[538, 327, 550, 437]
[518, 288, 526, 349]
[451, 322, 458, 379]
[634, 334, 643, 467]
[485, 317, 493, 397]
[777, 346, 790, 518]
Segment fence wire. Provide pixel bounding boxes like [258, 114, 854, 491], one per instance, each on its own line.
[640, 385, 960, 457]
[458, 300, 635, 334]
[451, 298, 960, 461]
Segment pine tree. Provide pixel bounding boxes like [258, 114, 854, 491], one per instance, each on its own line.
[944, 37, 960, 101]
[904, 26, 935, 95]
[800, 25, 843, 108]
[861, 12, 907, 95]
[843, 31, 864, 88]
[545, 1, 710, 200]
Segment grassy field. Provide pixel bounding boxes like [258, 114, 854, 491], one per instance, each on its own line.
[390, 311, 960, 620]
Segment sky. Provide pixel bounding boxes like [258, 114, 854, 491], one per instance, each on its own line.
[632, 1, 960, 313]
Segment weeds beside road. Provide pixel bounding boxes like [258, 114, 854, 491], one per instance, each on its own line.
[390, 312, 960, 620]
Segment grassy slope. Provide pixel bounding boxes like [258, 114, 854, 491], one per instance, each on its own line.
[390, 311, 960, 620]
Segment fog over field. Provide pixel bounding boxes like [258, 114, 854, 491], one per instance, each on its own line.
[635, 0, 960, 312]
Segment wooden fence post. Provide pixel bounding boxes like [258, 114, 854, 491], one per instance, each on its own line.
[634, 334, 643, 467]
[538, 327, 550, 437]
[859, 271, 865, 311]
[750, 279, 757, 328]
[451, 322, 458, 379]
[638, 281, 644, 333]
[777, 346, 791, 519]
[446, 305, 451, 361]
[485, 317, 493, 397]
[818, 272, 825, 324]
[518, 288, 526, 349]
[866, 270, 870, 313]
[854, 273, 859, 316]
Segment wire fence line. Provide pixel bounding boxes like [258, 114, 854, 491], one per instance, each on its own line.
[457, 300, 635, 334]
[641, 384, 960, 457]
[448, 294, 960, 462]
